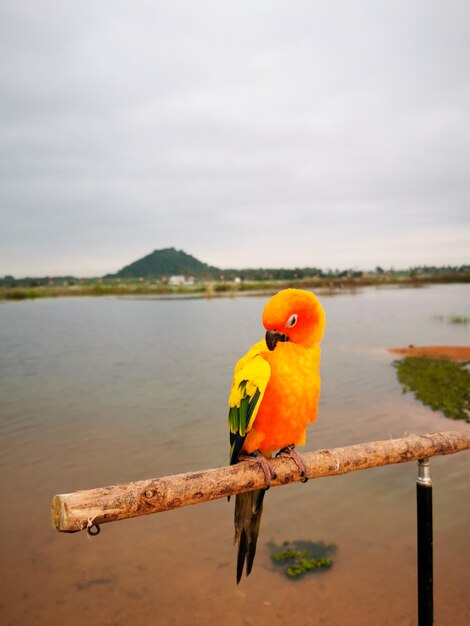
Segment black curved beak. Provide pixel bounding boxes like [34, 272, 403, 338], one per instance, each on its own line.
[265, 330, 290, 351]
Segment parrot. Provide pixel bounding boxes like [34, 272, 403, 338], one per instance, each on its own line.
[228, 288, 325, 583]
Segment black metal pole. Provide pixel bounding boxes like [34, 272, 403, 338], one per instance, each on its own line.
[417, 458, 433, 626]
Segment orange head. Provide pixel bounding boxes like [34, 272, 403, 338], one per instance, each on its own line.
[262, 288, 325, 350]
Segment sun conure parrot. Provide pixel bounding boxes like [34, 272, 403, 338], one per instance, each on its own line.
[228, 288, 325, 583]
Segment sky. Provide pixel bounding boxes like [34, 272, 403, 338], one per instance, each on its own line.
[1, 0, 469, 277]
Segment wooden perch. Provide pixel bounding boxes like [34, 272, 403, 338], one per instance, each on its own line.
[52, 430, 470, 533]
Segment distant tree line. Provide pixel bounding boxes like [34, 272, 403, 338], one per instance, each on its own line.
[2, 264, 469, 288]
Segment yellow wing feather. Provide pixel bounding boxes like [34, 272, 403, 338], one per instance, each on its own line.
[228, 340, 271, 464]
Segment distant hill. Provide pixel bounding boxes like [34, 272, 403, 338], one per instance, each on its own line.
[111, 247, 221, 279]
[105, 247, 470, 283]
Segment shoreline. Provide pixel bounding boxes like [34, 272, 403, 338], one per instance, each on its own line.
[1, 273, 469, 301]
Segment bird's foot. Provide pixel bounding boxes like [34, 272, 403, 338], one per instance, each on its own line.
[238, 451, 277, 489]
[276, 445, 309, 482]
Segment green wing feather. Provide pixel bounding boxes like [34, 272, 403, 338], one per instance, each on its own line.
[228, 340, 271, 465]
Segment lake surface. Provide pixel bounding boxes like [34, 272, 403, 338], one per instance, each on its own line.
[0, 284, 469, 626]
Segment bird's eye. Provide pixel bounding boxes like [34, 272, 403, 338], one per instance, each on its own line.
[286, 313, 298, 328]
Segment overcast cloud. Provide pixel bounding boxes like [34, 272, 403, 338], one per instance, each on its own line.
[1, 0, 469, 276]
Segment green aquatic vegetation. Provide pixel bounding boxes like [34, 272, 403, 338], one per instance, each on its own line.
[269, 540, 335, 580]
[286, 558, 333, 579]
[449, 314, 469, 325]
[271, 547, 305, 561]
[393, 357, 470, 422]
[432, 313, 469, 325]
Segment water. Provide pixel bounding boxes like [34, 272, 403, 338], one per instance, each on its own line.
[0, 284, 469, 625]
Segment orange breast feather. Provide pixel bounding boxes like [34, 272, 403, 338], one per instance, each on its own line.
[242, 341, 321, 456]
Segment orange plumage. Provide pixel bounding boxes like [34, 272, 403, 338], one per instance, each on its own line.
[228, 288, 325, 582]
[243, 341, 321, 455]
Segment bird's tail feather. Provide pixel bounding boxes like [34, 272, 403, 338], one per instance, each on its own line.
[234, 489, 265, 583]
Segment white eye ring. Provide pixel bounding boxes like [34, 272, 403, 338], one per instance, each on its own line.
[286, 313, 298, 328]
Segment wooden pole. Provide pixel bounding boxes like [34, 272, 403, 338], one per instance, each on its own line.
[51, 430, 470, 533]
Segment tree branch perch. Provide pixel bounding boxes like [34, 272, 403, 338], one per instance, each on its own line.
[51, 430, 470, 533]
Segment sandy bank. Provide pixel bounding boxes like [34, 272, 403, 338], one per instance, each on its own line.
[388, 345, 470, 361]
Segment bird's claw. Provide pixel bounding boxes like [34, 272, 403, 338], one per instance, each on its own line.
[276, 445, 309, 482]
[238, 451, 277, 489]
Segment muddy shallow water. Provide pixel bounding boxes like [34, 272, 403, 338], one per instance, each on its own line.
[1, 284, 469, 625]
